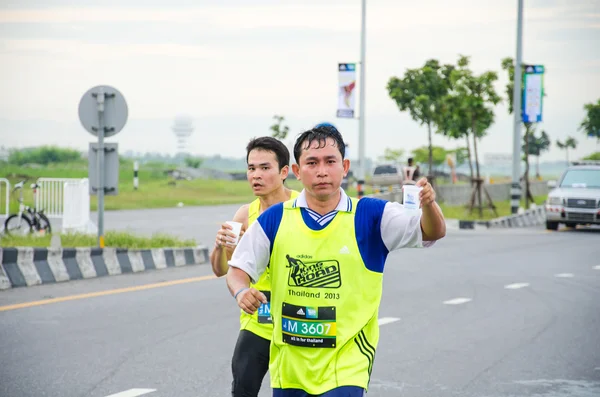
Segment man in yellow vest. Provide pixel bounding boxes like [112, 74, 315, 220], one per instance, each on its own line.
[210, 136, 299, 397]
[226, 124, 446, 396]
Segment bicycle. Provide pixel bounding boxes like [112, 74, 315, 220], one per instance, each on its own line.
[3, 180, 52, 236]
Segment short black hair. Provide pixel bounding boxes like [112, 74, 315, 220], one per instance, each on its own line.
[408, 157, 414, 164]
[293, 125, 345, 163]
[246, 136, 290, 171]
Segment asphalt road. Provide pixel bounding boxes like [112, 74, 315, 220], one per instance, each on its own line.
[89, 204, 242, 247]
[1, 225, 600, 397]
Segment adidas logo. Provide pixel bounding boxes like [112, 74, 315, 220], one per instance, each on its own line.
[339, 246, 350, 254]
[297, 308, 305, 315]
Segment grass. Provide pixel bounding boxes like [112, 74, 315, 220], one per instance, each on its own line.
[0, 164, 373, 212]
[94, 179, 370, 211]
[439, 195, 548, 221]
[0, 231, 196, 249]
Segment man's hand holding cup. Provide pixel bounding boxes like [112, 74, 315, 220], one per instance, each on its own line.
[215, 221, 244, 252]
[416, 177, 436, 207]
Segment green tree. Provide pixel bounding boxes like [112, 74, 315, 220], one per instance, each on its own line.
[438, 93, 474, 182]
[184, 156, 203, 169]
[8, 146, 82, 165]
[439, 56, 499, 193]
[411, 146, 447, 168]
[387, 59, 454, 177]
[523, 130, 551, 179]
[437, 56, 473, 181]
[556, 136, 578, 165]
[444, 55, 500, 216]
[579, 99, 600, 141]
[583, 152, 600, 161]
[379, 148, 405, 163]
[270, 115, 290, 140]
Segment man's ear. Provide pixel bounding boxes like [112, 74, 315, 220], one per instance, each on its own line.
[280, 165, 289, 180]
[292, 163, 301, 180]
[343, 159, 351, 176]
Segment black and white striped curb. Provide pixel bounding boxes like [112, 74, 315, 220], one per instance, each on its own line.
[487, 207, 546, 228]
[456, 220, 490, 230]
[449, 207, 546, 231]
[0, 246, 209, 290]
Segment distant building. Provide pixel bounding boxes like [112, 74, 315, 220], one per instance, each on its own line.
[172, 115, 195, 157]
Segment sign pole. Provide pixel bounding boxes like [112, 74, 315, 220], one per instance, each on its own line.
[96, 89, 105, 248]
[79, 84, 128, 248]
[511, 0, 524, 215]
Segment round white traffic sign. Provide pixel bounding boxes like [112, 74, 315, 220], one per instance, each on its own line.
[78, 85, 128, 138]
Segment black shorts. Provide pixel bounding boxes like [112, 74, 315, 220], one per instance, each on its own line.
[231, 329, 271, 397]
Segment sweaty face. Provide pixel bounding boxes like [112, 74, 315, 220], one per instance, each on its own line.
[247, 149, 286, 196]
[293, 138, 349, 200]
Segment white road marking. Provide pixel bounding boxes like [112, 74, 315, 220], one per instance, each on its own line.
[105, 389, 156, 397]
[378, 317, 401, 326]
[504, 283, 530, 290]
[554, 273, 574, 278]
[443, 297, 471, 305]
[593, 266, 600, 270]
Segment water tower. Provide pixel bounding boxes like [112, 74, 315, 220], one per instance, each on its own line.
[171, 114, 194, 156]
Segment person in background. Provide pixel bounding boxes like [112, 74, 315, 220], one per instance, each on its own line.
[210, 136, 299, 397]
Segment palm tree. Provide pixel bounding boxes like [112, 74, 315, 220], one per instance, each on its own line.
[556, 136, 578, 165]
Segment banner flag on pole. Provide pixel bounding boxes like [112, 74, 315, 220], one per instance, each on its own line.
[522, 64, 544, 123]
[336, 63, 356, 118]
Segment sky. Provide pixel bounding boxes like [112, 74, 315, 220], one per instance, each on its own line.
[0, 0, 599, 165]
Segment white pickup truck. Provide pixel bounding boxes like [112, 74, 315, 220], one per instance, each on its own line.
[545, 161, 600, 230]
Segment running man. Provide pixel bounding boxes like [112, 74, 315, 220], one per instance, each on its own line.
[210, 136, 298, 397]
[226, 125, 446, 396]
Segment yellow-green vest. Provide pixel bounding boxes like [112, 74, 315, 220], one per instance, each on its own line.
[239, 190, 299, 340]
[268, 197, 383, 394]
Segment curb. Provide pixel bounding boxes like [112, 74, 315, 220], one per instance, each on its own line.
[454, 207, 546, 231]
[0, 246, 209, 290]
[457, 220, 489, 230]
[487, 207, 546, 228]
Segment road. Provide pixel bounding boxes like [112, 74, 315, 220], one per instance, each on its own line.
[1, 224, 600, 396]
[89, 204, 241, 247]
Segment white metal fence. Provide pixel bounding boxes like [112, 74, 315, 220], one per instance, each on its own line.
[0, 178, 9, 218]
[35, 178, 76, 218]
[35, 177, 96, 233]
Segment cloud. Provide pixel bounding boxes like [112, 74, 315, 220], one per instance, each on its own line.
[0, 0, 598, 162]
[0, 3, 517, 31]
[0, 8, 186, 23]
[0, 38, 217, 59]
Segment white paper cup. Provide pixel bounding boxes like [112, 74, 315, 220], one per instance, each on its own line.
[403, 185, 423, 210]
[226, 221, 243, 245]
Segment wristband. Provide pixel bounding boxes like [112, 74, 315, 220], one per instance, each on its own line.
[234, 287, 249, 300]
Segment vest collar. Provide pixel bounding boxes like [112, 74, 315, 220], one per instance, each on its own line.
[292, 188, 352, 213]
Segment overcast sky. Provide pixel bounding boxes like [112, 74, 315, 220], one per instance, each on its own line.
[0, 0, 599, 163]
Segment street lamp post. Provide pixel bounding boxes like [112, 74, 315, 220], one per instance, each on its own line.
[511, 0, 524, 214]
[357, 0, 367, 198]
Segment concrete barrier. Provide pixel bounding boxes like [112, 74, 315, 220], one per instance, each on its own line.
[487, 207, 546, 229]
[0, 245, 209, 290]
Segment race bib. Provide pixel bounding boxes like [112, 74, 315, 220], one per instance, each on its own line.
[257, 291, 272, 324]
[281, 302, 336, 348]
